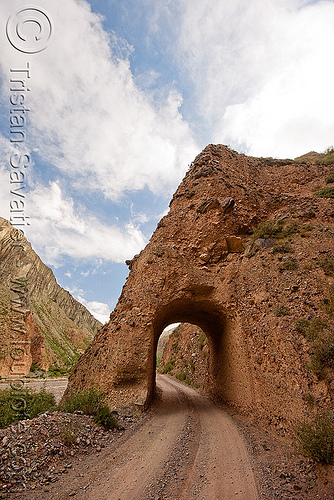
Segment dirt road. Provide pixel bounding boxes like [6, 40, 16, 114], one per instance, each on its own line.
[0, 377, 68, 403]
[22, 374, 259, 500]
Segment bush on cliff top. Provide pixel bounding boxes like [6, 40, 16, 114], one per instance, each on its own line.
[317, 146, 334, 165]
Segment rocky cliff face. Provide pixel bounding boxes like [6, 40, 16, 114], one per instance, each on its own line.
[65, 145, 333, 431]
[159, 323, 211, 389]
[0, 218, 102, 377]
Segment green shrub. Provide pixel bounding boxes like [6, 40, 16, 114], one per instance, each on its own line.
[48, 365, 68, 377]
[28, 388, 57, 417]
[253, 220, 299, 240]
[173, 329, 180, 338]
[315, 186, 334, 198]
[0, 390, 18, 428]
[175, 372, 191, 385]
[59, 386, 104, 415]
[302, 393, 316, 407]
[314, 147, 334, 166]
[0, 388, 57, 428]
[295, 412, 334, 464]
[311, 332, 334, 373]
[198, 332, 207, 350]
[275, 306, 290, 317]
[94, 405, 119, 430]
[326, 173, 334, 184]
[59, 387, 118, 430]
[59, 423, 78, 446]
[322, 147, 334, 165]
[316, 256, 334, 276]
[272, 242, 293, 254]
[295, 318, 334, 374]
[299, 224, 313, 237]
[161, 359, 176, 374]
[48, 365, 69, 377]
[279, 257, 298, 271]
[156, 352, 162, 368]
[295, 317, 327, 341]
[172, 341, 179, 352]
[283, 221, 299, 236]
[323, 285, 334, 316]
[253, 220, 282, 239]
[246, 248, 257, 259]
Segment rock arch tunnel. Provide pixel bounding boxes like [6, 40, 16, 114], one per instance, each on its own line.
[151, 298, 229, 402]
[64, 144, 327, 426]
[62, 145, 273, 414]
[65, 237, 254, 413]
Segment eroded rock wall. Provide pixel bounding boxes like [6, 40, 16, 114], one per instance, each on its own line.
[0, 218, 102, 377]
[64, 145, 333, 430]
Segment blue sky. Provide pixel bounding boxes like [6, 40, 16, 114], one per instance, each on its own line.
[0, 0, 333, 323]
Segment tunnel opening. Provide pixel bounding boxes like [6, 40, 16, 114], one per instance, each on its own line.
[147, 298, 227, 406]
[156, 322, 212, 391]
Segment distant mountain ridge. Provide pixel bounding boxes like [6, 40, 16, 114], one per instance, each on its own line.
[0, 217, 102, 378]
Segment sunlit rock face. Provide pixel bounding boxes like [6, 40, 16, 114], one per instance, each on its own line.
[64, 145, 333, 430]
[0, 217, 101, 377]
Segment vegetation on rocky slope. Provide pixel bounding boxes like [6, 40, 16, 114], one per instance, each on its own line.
[0, 218, 101, 376]
[295, 411, 334, 465]
[0, 388, 57, 428]
[158, 323, 210, 390]
[0, 385, 118, 430]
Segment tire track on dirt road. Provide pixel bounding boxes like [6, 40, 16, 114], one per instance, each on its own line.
[19, 374, 258, 499]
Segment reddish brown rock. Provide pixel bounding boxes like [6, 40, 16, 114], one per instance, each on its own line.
[0, 218, 101, 377]
[225, 235, 244, 253]
[25, 311, 49, 371]
[64, 145, 333, 430]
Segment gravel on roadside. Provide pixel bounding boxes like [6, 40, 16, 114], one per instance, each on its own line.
[0, 409, 140, 498]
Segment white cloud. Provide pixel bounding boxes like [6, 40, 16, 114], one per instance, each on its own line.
[0, 137, 146, 266]
[0, 135, 31, 222]
[150, 0, 334, 158]
[0, 162, 9, 221]
[64, 285, 110, 323]
[163, 322, 180, 332]
[28, 181, 147, 266]
[0, 0, 198, 201]
[77, 296, 111, 324]
[65, 285, 85, 296]
[217, 1, 334, 157]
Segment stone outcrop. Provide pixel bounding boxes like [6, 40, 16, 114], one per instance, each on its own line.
[25, 311, 49, 371]
[64, 145, 333, 430]
[0, 218, 102, 377]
